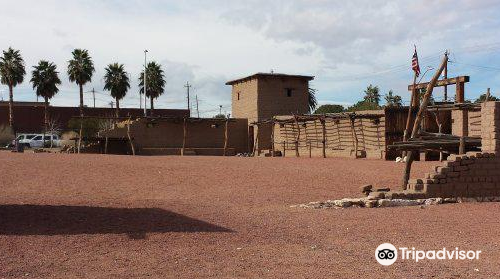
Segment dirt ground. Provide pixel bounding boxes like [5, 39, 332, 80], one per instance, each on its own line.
[1, 153, 499, 278]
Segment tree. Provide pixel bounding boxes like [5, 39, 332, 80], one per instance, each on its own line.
[213, 113, 227, 119]
[308, 88, 318, 113]
[67, 49, 95, 117]
[314, 104, 345, 114]
[103, 63, 130, 118]
[31, 61, 61, 132]
[0, 47, 26, 130]
[384, 90, 402, 107]
[363, 84, 381, 105]
[475, 93, 499, 103]
[347, 100, 381, 112]
[139, 62, 165, 116]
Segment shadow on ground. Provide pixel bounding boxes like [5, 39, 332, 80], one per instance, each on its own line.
[0, 204, 233, 239]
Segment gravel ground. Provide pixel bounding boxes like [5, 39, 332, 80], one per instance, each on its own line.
[0, 153, 499, 278]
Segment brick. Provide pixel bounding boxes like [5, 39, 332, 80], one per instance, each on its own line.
[447, 171, 460, 178]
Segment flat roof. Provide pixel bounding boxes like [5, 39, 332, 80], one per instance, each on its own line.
[225, 73, 314, 85]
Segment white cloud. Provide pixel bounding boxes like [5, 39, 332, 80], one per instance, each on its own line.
[0, 0, 500, 113]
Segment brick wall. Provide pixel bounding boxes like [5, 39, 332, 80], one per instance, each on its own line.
[387, 101, 500, 199]
[257, 77, 309, 121]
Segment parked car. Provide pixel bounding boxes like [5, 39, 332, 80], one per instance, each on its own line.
[10, 133, 37, 147]
[29, 134, 61, 148]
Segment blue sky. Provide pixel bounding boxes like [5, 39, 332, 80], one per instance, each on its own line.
[1, 0, 500, 116]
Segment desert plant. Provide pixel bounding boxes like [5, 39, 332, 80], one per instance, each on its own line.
[0, 47, 26, 130]
[0, 124, 15, 147]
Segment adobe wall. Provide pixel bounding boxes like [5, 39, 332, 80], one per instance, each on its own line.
[272, 112, 386, 159]
[103, 118, 249, 156]
[257, 77, 309, 121]
[384, 101, 500, 200]
[451, 109, 481, 137]
[231, 79, 259, 123]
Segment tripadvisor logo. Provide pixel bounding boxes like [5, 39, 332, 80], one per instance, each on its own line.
[375, 243, 482, 266]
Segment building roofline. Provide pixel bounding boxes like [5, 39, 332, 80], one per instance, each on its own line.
[225, 72, 314, 85]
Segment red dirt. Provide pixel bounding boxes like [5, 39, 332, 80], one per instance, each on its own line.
[1, 153, 499, 278]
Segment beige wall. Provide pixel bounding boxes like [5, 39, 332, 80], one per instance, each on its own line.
[231, 76, 310, 123]
[257, 77, 309, 121]
[231, 79, 259, 123]
[271, 115, 386, 159]
[103, 118, 249, 155]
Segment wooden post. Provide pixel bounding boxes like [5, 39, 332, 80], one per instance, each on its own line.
[282, 141, 286, 157]
[77, 117, 83, 154]
[104, 136, 108, 154]
[126, 117, 135, 155]
[459, 136, 465, 155]
[252, 125, 259, 156]
[455, 82, 465, 103]
[403, 73, 418, 149]
[349, 115, 359, 158]
[294, 115, 300, 157]
[485, 88, 491, 101]
[271, 120, 275, 157]
[308, 141, 312, 158]
[223, 118, 229, 156]
[321, 117, 326, 158]
[403, 53, 448, 188]
[181, 117, 187, 156]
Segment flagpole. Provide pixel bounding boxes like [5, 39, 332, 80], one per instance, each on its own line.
[403, 46, 419, 161]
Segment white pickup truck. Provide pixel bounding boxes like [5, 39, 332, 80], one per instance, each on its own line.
[29, 134, 61, 148]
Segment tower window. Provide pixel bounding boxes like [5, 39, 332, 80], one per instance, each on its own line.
[286, 88, 293, 97]
[237, 92, 240, 100]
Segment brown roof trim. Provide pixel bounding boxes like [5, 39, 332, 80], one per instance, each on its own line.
[225, 73, 314, 85]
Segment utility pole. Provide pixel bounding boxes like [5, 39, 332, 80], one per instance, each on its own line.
[219, 105, 222, 115]
[109, 101, 114, 108]
[195, 95, 200, 118]
[92, 88, 96, 108]
[184, 81, 192, 116]
[443, 50, 449, 101]
[144, 50, 148, 117]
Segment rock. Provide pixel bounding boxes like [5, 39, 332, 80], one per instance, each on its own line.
[424, 198, 443, 205]
[367, 192, 385, 200]
[334, 200, 353, 208]
[360, 184, 373, 195]
[443, 198, 457, 203]
[364, 200, 377, 208]
[377, 199, 392, 207]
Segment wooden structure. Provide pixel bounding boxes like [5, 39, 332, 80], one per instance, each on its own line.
[408, 76, 469, 103]
[252, 112, 385, 158]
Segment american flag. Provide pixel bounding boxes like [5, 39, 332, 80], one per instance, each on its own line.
[412, 48, 420, 77]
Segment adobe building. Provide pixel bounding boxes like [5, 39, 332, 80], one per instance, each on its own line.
[0, 101, 189, 133]
[226, 73, 314, 152]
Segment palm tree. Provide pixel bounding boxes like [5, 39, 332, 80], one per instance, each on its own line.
[139, 62, 165, 116]
[103, 63, 130, 118]
[0, 47, 26, 130]
[363, 84, 381, 105]
[30, 61, 61, 131]
[308, 87, 317, 113]
[67, 49, 95, 117]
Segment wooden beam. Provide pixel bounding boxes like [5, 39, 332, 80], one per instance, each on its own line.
[271, 120, 275, 157]
[408, 76, 469, 91]
[223, 118, 229, 156]
[182, 117, 187, 156]
[104, 136, 108, 154]
[294, 115, 300, 157]
[349, 116, 359, 158]
[455, 82, 465, 103]
[320, 118, 326, 158]
[126, 117, 135, 155]
[403, 54, 448, 188]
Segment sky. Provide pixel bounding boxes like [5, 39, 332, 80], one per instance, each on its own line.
[1, 0, 500, 117]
